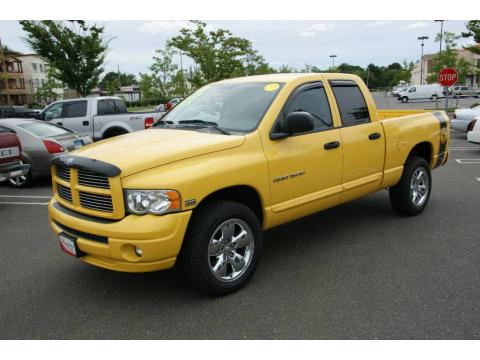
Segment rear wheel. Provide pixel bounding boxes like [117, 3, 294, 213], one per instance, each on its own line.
[102, 128, 128, 139]
[179, 200, 263, 296]
[389, 156, 431, 216]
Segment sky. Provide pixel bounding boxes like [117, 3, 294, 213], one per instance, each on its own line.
[0, 20, 474, 77]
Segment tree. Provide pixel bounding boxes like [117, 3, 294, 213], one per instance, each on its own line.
[427, 32, 471, 84]
[105, 78, 120, 95]
[34, 65, 63, 103]
[171, 70, 187, 97]
[462, 20, 480, 55]
[99, 71, 137, 91]
[138, 73, 161, 102]
[149, 47, 178, 100]
[168, 21, 266, 84]
[19, 20, 109, 96]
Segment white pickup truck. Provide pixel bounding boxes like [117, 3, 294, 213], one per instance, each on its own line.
[37, 97, 164, 140]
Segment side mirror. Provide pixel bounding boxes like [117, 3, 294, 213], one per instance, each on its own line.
[284, 111, 315, 134]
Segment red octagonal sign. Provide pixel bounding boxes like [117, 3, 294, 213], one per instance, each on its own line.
[438, 68, 458, 87]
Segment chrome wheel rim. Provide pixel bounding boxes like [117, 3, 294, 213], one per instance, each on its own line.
[9, 175, 27, 187]
[410, 168, 429, 207]
[207, 218, 254, 282]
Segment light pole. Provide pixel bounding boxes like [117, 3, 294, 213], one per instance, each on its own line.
[329, 54, 337, 69]
[435, 20, 445, 54]
[418, 36, 429, 85]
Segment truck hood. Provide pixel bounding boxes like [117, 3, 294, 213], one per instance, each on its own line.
[71, 129, 245, 177]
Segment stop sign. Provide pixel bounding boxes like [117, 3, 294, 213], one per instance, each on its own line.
[438, 68, 458, 87]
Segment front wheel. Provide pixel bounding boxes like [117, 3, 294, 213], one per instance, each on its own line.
[179, 200, 263, 296]
[401, 96, 408, 103]
[389, 156, 431, 216]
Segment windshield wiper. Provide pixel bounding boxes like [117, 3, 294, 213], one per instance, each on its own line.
[178, 120, 231, 135]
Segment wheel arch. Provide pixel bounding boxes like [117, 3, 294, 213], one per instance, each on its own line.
[102, 126, 129, 139]
[407, 141, 434, 167]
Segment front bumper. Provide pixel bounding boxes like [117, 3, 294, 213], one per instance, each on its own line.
[48, 199, 192, 272]
[0, 162, 30, 182]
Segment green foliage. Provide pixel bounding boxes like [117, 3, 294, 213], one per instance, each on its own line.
[171, 70, 187, 97]
[19, 20, 109, 96]
[138, 73, 162, 101]
[462, 20, 480, 55]
[99, 71, 137, 91]
[150, 47, 178, 100]
[168, 21, 269, 85]
[34, 65, 63, 103]
[427, 32, 472, 84]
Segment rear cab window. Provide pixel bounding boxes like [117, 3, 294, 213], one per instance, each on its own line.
[329, 80, 371, 126]
[63, 101, 87, 118]
[97, 99, 127, 115]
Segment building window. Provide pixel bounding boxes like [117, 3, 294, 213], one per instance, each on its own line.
[40, 64, 44, 72]
[41, 79, 46, 86]
[33, 79, 39, 88]
[32, 63, 38, 72]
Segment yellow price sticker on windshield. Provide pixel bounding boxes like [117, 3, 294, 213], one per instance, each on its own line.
[264, 83, 280, 92]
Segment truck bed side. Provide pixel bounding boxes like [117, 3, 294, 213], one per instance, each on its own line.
[379, 110, 449, 188]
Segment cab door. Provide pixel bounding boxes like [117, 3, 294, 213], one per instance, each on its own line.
[329, 80, 385, 202]
[262, 82, 343, 226]
[57, 100, 89, 134]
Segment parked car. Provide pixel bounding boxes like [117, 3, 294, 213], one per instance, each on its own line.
[0, 106, 39, 119]
[0, 127, 30, 183]
[451, 85, 479, 98]
[451, 104, 480, 132]
[390, 86, 408, 97]
[36, 97, 164, 141]
[398, 84, 444, 103]
[0, 118, 92, 187]
[467, 118, 480, 144]
[48, 73, 450, 295]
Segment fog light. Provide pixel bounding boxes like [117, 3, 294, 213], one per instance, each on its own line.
[134, 246, 143, 257]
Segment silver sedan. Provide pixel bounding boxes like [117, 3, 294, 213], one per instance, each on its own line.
[0, 118, 92, 187]
[451, 105, 480, 132]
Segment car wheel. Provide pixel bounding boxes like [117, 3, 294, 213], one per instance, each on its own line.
[389, 156, 431, 216]
[401, 97, 408, 103]
[8, 170, 34, 188]
[179, 200, 263, 296]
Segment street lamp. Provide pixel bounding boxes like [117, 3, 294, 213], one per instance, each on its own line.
[418, 36, 429, 85]
[435, 20, 445, 54]
[329, 54, 337, 69]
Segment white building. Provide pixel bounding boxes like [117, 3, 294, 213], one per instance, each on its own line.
[18, 54, 64, 104]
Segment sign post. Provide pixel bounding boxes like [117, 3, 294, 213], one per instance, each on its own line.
[438, 68, 458, 114]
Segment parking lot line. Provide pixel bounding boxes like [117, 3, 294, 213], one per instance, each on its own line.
[455, 159, 480, 164]
[0, 195, 51, 199]
[449, 147, 480, 150]
[477, 178, 480, 182]
[0, 201, 49, 205]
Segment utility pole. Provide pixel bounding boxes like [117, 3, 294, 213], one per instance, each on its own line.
[329, 54, 337, 69]
[366, 66, 370, 88]
[418, 36, 429, 85]
[117, 64, 122, 91]
[178, 51, 185, 98]
[435, 20, 445, 54]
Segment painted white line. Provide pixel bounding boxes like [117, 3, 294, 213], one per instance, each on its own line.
[0, 195, 51, 199]
[455, 159, 480, 164]
[477, 178, 480, 182]
[0, 201, 48, 205]
[449, 147, 480, 150]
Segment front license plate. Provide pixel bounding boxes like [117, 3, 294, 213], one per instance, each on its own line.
[73, 139, 83, 149]
[59, 232, 78, 257]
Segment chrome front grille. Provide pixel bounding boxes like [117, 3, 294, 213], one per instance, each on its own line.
[56, 166, 70, 182]
[57, 184, 72, 203]
[78, 169, 110, 189]
[79, 192, 113, 212]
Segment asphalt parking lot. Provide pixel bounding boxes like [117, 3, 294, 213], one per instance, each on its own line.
[1, 130, 480, 339]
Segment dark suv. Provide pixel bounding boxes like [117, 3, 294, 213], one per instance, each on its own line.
[0, 106, 39, 119]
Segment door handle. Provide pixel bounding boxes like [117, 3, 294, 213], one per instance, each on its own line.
[83, 121, 89, 126]
[324, 141, 341, 150]
[369, 132, 381, 140]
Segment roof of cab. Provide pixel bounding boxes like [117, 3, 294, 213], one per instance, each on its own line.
[217, 72, 360, 84]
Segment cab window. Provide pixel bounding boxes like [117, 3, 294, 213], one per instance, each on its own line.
[44, 103, 64, 121]
[330, 81, 371, 126]
[285, 86, 333, 131]
[63, 101, 87, 118]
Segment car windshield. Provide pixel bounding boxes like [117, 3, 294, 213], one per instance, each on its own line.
[159, 82, 284, 133]
[18, 122, 72, 137]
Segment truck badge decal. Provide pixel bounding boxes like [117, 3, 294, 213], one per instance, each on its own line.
[273, 170, 305, 183]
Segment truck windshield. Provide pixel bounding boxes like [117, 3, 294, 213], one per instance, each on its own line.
[159, 82, 284, 133]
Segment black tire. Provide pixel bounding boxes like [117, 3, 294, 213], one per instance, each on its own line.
[389, 156, 431, 216]
[102, 128, 128, 139]
[179, 200, 263, 296]
[8, 169, 34, 188]
[401, 97, 408, 103]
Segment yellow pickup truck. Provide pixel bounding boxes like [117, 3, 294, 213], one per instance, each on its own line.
[48, 73, 449, 295]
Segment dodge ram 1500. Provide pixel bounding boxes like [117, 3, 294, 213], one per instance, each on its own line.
[48, 73, 450, 295]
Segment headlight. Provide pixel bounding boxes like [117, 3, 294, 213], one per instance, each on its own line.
[126, 190, 181, 215]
